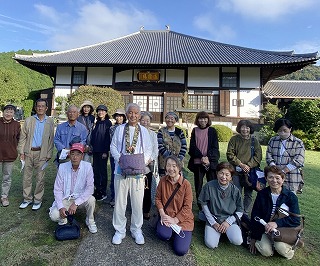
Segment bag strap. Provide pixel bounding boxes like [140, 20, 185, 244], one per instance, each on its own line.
[120, 124, 143, 154]
[163, 179, 184, 212]
[250, 137, 255, 159]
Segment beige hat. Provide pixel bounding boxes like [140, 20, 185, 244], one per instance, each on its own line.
[112, 108, 126, 118]
[80, 100, 94, 110]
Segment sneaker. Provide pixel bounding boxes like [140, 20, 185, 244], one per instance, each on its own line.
[131, 231, 145, 245]
[97, 195, 108, 202]
[86, 222, 98, 234]
[112, 232, 125, 245]
[19, 201, 33, 209]
[1, 197, 9, 207]
[32, 202, 42, 211]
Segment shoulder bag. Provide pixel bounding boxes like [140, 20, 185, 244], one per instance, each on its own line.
[247, 137, 266, 191]
[270, 207, 305, 249]
[118, 125, 146, 176]
[55, 212, 80, 241]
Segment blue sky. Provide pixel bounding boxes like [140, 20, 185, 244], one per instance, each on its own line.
[0, 0, 319, 57]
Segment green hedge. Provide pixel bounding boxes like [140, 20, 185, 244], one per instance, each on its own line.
[211, 125, 233, 142]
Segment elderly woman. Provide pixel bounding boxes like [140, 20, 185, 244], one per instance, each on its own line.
[226, 120, 262, 215]
[77, 100, 95, 162]
[157, 112, 187, 176]
[188, 111, 220, 210]
[250, 165, 301, 259]
[266, 118, 305, 194]
[155, 155, 194, 256]
[140, 111, 159, 219]
[198, 162, 243, 249]
[90, 104, 112, 201]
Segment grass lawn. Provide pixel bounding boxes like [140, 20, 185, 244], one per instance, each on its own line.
[0, 143, 319, 265]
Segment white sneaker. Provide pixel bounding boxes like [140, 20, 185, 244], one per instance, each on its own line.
[131, 231, 145, 245]
[87, 223, 97, 234]
[19, 201, 33, 209]
[112, 232, 125, 245]
[32, 202, 42, 211]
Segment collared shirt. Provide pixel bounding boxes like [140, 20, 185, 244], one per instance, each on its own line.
[31, 114, 47, 147]
[54, 121, 88, 152]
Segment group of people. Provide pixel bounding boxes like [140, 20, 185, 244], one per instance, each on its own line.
[0, 100, 304, 258]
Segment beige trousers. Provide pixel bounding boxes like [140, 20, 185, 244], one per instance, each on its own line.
[22, 150, 46, 203]
[255, 233, 295, 259]
[49, 195, 96, 225]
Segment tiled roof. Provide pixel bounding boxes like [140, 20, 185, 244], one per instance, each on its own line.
[14, 30, 318, 65]
[263, 80, 320, 99]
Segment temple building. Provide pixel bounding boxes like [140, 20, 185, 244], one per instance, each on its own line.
[14, 29, 319, 124]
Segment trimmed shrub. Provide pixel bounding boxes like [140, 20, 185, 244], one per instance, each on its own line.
[22, 99, 34, 118]
[211, 125, 233, 142]
[68, 85, 125, 116]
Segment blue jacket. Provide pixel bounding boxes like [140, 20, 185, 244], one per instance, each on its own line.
[251, 186, 300, 241]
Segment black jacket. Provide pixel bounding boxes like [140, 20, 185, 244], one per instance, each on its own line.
[251, 186, 300, 241]
[187, 126, 219, 172]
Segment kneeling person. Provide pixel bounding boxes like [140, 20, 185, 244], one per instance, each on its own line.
[49, 143, 97, 234]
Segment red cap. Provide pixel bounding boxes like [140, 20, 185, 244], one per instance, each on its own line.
[70, 143, 85, 153]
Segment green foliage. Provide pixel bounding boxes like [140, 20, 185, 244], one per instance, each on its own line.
[260, 102, 284, 127]
[0, 51, 52, 109]
[257, 125, 275, 145]
[54, 96, 68, 116]
[286, 99, 320, 132]
[22, 99, 34, 118]
[0, 68, 27, 108]
[211, 125, 233, 142]
[68, 85, 125, 115]
[277, 65, 320, 80]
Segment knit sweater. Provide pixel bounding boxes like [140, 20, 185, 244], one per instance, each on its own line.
[0, 117, 20, 162]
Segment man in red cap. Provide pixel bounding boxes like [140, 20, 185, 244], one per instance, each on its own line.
[49, 143, 97, 233]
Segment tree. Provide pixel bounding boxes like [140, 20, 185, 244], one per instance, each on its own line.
[286, 99, 320, 132]
[68, 85, 125, 115]
[0, 67, 28, 108]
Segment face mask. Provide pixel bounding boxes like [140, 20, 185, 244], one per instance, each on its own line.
[278, 132, 290, 140]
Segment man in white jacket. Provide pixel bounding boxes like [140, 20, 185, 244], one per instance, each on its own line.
[110, 103, 152, 245]
[49, 143, 97, 234]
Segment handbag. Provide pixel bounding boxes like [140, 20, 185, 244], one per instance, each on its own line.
[150, 179, 183, 228]
[270, 207, 305, 249]
[118, 125, 146, 176]
[55, 212, 80, 241]
[247, 137, 266, 191]
[151, 160, 160, 206]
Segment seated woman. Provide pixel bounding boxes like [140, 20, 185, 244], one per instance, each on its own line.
[198, 162, 243, 249]
[155, 155, 194, 256]
[250, 165, 301, 260]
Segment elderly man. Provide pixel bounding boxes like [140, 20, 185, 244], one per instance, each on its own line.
[110, 103, 152, 245]
[18, 99, 55, 210]
[49, 143, 97, 234]
[0, 104, 20, 207]
[54, 104, 88, 164]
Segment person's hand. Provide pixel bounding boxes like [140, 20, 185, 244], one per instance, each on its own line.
[219, 221, 230, 233]
[102, 153, 108, 159]
[265, 221, 278, 234]
[160, 213, 175, 227]
[281, 166, 290, 174]
[20, 154, 25, 161]
[249, 239, 257, 254]
[240, 163, 250, 173]
[59, 207, 67, 218]
[212, 223, 220, 232]
[68, 202, 78, 215]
